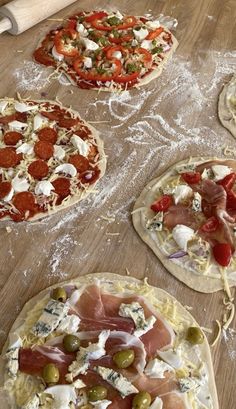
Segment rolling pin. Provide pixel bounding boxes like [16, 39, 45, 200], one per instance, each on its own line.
[0, 0, 77, 35]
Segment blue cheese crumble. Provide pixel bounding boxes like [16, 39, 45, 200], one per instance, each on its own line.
[119, 302, 156, 337]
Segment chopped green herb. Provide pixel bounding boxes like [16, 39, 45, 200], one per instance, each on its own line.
[152, 47, 163, 54]
[96, 67, 106, 75]
[107, 16, 120, 26]
[111, 29, 120, 38]
[126, 63, 139, 74]
[99, 37, 109, 46]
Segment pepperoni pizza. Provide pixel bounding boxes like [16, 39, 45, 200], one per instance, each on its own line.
[33, 10, 178, 91]
[0, 273, 218, 409]
[133, 157, 236, 293]
[0, 97, 106, 222]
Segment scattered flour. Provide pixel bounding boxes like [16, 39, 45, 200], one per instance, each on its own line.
[14, 61, 50, 91]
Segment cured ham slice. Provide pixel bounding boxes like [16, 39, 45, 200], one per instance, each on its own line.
[100, 292, 175, 357]
[133, 372, 179, 399]
[72, 284, 135, 333]
[164, 204, 199, 230]
[161, 392, 187, 409]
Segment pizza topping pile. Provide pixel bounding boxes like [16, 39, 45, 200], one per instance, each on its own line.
[34, 10, 175, 89]
[148, 159, 236, 267]
[4, 283, 213, 409]
[0, 99, 102, 222]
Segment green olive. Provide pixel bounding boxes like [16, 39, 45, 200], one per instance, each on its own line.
[186, 327, 204, 345]
[63, 334, 81, 352]
[87, 385, 108, 402]
[113, 349, 135, 369]
[132, 392, 152, 409]
[51, 287, 67, 302]
[42, 363, 60, 384]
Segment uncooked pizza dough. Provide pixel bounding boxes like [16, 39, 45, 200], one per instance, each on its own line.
[218, 74, 236, 138]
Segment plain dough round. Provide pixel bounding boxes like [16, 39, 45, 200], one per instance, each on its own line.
[218, 74, 236, 138]
[0, 272, 218, 409]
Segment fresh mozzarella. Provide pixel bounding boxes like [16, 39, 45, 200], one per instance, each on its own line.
[16, 142, 34, 155]
[12, 175, 30, 192]
[76, 23, 88, 36]
[141, 40, 153, 50]
[55, 163, 77, 177]
[44, 385, 77, 409]
[82, 38, 99, 51]
[14, 101, 38, 112]
[146, 20, 161, 30]
[35, 181, 54, 196]
[157, 349, 183, 369]
[72, 379, 86, 389]
[150, 397, 163, 409]
[131, 39, 138, 47]
[96, 366, 138, 397]
[211, 165, 232, 181]
[53, 145, 66, 161]
[0, 100, 8, 114]
[144, 358, 173, 378]
[173, 184, 193, 204]
[92, 400, 112, 409]
[2, 187, 14, 202]
[52, 45, 64, 61]
[112, 51, 122, 60]
[133, 28, 149, 41]
[172, 224, 195, 251]
[71, 134, 90, 157]
[56, 314, 81, 333]
[8, 120, 28, 131]
[83, 57, 93, 68]
[109, 10, 123, 20]
[33, 114, 48, 131]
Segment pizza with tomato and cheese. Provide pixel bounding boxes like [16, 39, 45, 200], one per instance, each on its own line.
[218, 74, 236, 138]
[132, 157, 236, 293]
[33, 10, 178, 91]
[0, 97, 106, 222]
[0, 273, 218, 409]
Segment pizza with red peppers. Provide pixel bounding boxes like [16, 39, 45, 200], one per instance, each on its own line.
[132, 157, 236, 293]
[0, 273, 218, 409]
[0, 97, 106, 222]
[33, 10, 178, 91]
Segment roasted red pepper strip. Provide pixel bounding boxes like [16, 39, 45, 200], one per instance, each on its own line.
[54, 29, 79, 57]
[151, 195, 173, 212]
[146, 27, 164, 40]
[182, 172, 201, 184]
[85, 11, 108, 22]
[135, 47, 152, 64]
[73, 57, 122, 82]
[200, 216, 219, 233]
[91, 15, 137, 31]
[212, 243, 232, 267]
[109, 33, 133, 44]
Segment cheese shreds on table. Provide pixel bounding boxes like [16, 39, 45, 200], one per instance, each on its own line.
[0, 97, 106, 222]
[0, 273, 218, 409]
[33, 10, 178, 91]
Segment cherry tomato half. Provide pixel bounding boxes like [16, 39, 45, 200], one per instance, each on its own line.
[151, 195, 173, 213]
[212, 243, 232, 267]
[181, 172, 201, 184]
[200, 216, 219, 233]
[218, 172, 236, 191]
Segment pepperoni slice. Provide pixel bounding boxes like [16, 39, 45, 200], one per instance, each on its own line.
[12, 192, 36, 212]
[34, 140, 54, 160]
[0, 147, 18, 168]
[38, 127, 58, 144]
[0, 181, 12, 199]
[28, 160, 49, 180]
[74, 127, 92, 140]
[41, 111, 62, 121]
[4, 131, 22, 146]
[0, 112, 27, 125]
[58, 117, 79, 128]
[69, 154, 89, 172]
[52, 177, 71, 198]
[79, 166, 101, 185]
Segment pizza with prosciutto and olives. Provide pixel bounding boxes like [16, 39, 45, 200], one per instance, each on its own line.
[0, 97, 106, 222]
[132, 157, 236, 293]
[0, 273, 218, 409]
[33, 10, 178, 91]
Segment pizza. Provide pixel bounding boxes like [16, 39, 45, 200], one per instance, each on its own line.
[132, 157, 236, 293]
[218, 74, 236, 138]
[0, 272, 218, 409]
[0, 97, 106, 222]
[33, 10, 178, 91]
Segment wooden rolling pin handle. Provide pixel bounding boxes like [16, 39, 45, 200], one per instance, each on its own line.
[0, 17, 12, 34]
[0, 0, 77, 35]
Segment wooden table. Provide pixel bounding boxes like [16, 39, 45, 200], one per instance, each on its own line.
[0, 0, 235, 407]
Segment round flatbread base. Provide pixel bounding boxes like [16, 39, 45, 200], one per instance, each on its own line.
[218, 74, 236, 138]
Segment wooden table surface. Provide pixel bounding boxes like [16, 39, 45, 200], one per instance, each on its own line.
[0, 0, 235, 407]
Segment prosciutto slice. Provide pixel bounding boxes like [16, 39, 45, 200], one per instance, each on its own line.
[164, 204, 199, 230]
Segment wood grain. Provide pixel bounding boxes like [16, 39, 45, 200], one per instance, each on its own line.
[0, 0, 235, 408]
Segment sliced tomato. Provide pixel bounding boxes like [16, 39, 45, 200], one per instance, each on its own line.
[212, 243, 232, 267]
[73, 58, 122, 82]
[218, 173, 236, 191]
[33, 47, 56, 67]
[85, 11, 108, 22]
[54, 29, 79, 57]
[151, 195, 173, 213]
[146, 27, 163, 40]
[200, 216, 219, 233]
[181, 172, 201, 184]
[109, 33, 133, 44]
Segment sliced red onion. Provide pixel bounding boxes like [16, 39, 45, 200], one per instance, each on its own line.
[168, 250, 187, 259]
[84, 171, 93, 180]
